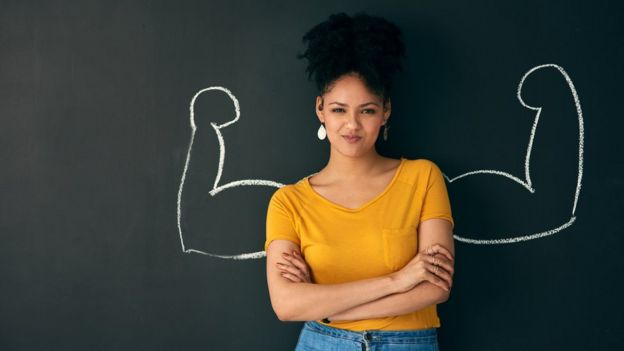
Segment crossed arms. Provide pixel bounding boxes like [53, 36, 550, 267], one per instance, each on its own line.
[265, 218, 455, 322]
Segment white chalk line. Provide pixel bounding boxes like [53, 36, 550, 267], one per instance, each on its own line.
[176, 86, 282, 260]
[447, 63, 584, 245]
[453, 216, 576, 245]
[176, 63, 584, 259]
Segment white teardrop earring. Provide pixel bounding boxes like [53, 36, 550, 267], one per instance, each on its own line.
[317, 123, 327, 140]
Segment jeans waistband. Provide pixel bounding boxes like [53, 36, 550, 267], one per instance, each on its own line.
[304, 320, 437, 343]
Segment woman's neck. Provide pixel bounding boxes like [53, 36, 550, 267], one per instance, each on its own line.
[321, 149, 387, 181]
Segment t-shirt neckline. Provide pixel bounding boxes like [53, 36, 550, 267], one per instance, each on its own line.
[303, 157, 406, 212]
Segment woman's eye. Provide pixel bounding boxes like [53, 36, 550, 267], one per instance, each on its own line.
[331, 108, 376, 114]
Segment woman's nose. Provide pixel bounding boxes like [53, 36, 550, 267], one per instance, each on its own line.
[345, 112, 361, 127]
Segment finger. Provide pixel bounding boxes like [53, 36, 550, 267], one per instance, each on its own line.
[426, 262, 453, 289]
[433, 263, 453, 288]
[424, 270, 450, 291]
[426, 244, 454, 262]
[280, 271, 302, 283]
[418, 249, 452, 272]
[286, 253, 311, 276]
[282, 252, 298, 264]
[277, 263, 307, 281]
[290, 250, 307, 265]
[280, 271, 298, 282]
[435, 244, 454, 261]
[287, 258, 312, 283]
[426, 254, 454, 277]
[278, 263, 306, 281]
[286, 251, 313, 283]
[424, 261, 451, 288]
[430, 267, 451, 291]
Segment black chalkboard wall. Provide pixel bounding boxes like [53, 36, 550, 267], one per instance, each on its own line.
[2, 0, 623, 350]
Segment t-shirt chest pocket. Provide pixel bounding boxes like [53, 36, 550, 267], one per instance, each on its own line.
[381, 226, 418, 271]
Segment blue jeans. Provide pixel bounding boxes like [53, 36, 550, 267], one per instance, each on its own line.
[295, 320, 440, 351]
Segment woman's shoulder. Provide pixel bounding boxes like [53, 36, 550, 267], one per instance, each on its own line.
[400, 158, 447, 185]
[403, 157, 439, 170]
[270, 181, 308, 205]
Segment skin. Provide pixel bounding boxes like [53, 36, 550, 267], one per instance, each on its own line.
[266, 71, 455, 322]
[279, 244, 453, 290]
[313, 72, 393, 182]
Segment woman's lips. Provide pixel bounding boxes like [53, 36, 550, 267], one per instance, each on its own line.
[342, 135, 362, 143]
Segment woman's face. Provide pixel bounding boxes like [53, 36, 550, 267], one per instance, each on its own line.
[315, 73, 391, 157]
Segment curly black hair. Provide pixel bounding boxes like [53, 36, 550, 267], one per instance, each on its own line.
[296, 12, 407, 106]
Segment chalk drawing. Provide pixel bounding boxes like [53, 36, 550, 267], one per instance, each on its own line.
[450, 63, 583, 244]
[176, 63, 584, 259]
[176, 86, 282, 259]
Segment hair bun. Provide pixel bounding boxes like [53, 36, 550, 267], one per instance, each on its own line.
[297, 12, 407, 101]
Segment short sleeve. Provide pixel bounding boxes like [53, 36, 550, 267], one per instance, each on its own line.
[264, 188, 300, 252]
[419, 161, 455, 229]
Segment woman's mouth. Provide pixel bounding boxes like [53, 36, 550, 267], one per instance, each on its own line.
[342, 135, 362, 143]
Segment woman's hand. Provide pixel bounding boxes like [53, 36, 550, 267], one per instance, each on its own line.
[276, 250, 313, 283]
[391, 244, 454, 293]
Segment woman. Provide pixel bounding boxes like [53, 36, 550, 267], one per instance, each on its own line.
[265, 12, 455, 350]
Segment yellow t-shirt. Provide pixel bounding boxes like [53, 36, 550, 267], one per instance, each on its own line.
[264, 157, 454, 331]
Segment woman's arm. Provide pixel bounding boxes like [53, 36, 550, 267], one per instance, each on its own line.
[266, 239, 401, 322]
[327, 278, 448, 321]
[327, 218, 455, 321]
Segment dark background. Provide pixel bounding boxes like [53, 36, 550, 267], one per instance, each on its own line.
[1, 0, 623, 350]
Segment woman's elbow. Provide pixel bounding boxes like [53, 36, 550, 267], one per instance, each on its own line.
[273, 298, 310, 322]
[275, 309, 290, 322]
[270, 285, 302, 321]
[422, 282, 450, 305]
[437, 288, 451, 304]
[270, 296, 293, 321]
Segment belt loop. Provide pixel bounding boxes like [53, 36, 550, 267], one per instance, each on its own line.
[361, 331, 371, 351]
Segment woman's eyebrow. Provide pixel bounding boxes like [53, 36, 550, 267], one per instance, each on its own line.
[329, 101, 379, 107]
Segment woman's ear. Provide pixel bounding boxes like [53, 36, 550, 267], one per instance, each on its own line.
[315, 95, 324, 121]
[383, 97, 392, 120]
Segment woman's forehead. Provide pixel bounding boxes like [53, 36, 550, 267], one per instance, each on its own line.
[323, 77, 380, 101]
